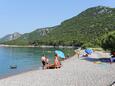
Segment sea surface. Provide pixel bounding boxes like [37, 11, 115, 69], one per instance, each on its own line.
[0, 47, 56, 78]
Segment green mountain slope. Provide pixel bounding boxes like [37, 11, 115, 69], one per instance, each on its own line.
[0, 32, 21, 43]
[39, 6, 115, 47]
[4, 26, 57, 45]
[4, 6, 115, 47]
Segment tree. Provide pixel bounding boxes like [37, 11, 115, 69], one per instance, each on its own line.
[101, 31, 115, 51]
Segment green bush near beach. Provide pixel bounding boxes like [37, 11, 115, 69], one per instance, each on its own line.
[101, 31, 115, 51]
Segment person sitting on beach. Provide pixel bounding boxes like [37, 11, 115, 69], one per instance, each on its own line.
[46, 54, 61, 69]
[110, 51, 115, 64]
[82, 53, 89, 57]
[41, 55, 49, 69]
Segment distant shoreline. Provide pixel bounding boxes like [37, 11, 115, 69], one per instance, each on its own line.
[0, 44, 76, 48]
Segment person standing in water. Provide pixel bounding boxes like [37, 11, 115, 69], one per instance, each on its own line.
[41, 55, 49, 69]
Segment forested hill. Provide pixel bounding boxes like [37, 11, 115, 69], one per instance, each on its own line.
[37, 6, 115, 47]
[0, 32, 21, 43]
[4, 6, 115, 48]
[4, 26, 57, 45]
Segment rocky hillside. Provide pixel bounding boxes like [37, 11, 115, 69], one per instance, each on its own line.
[0, 32, 21, 43]
[4, 26, 57, 45]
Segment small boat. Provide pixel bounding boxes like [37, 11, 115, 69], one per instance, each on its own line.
[10, 65, 17, 69]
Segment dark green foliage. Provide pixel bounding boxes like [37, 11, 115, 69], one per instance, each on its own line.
[40, 6, 115, 47]
[4, 38, 29, 45]
[101, 31, 115, 51]
[4, 27, 56, 45]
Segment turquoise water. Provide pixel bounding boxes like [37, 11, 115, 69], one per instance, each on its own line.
[0, 47, 56, 78]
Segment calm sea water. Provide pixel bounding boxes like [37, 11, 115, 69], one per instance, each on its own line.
[0, 47, 56, 78]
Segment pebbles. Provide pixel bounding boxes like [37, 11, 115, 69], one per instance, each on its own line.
[0, 52, 115, 86]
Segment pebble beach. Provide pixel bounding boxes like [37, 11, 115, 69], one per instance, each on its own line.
[0, 52, 115, 86]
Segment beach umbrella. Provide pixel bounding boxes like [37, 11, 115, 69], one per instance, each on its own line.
[85, 48, 93, 54]
[55, 50, 65, 58]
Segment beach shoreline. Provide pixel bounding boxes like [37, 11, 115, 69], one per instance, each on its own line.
[0, 52, 115, 86]
[0, 44, 75, 48]
[0, 67, 41, 80]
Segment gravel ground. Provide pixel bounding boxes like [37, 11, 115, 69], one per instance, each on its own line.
[0, 52, 115, 86]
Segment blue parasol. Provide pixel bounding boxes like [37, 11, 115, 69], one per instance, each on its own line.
[55, 50, 65, 58]
[85, 48, 93, 54]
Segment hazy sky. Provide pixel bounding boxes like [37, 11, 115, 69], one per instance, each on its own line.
[0, 0, 115, 37]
